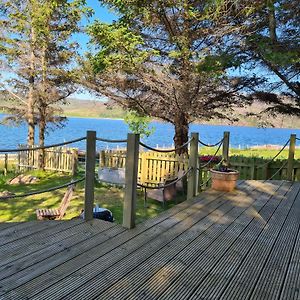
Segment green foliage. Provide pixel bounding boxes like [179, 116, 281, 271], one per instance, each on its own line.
[124, 111, 155, 137]
[88, 21, 150, 73]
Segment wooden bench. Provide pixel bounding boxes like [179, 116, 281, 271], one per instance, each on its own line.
[36, 184, 75, 220]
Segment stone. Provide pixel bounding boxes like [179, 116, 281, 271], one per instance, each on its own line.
[9, 174, 39, 185]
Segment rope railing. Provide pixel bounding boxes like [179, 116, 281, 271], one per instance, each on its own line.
[137, 167, 192, 190]
[0, 137, 86, 153]
[0, 177, 85, 200]
[199, 143, 223, 169]
[265, 161, 288, 181]
[96, 137, 127, 143]
[198, 138, 224, 148]
[139, 138, 192, 153]
[257, 139, 290, 168]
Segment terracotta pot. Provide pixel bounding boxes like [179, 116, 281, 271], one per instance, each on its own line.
[210, 169, 239, 192]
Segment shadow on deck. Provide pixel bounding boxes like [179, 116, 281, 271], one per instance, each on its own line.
[0, 180, 299, 299]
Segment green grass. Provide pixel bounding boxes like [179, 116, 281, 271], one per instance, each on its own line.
[0, 170, 182, 224]
[201, 147, 297, 160]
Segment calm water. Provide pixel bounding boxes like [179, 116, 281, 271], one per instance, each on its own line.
[0, 113, 299, 150]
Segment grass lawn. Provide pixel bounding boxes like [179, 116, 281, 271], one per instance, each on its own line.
[0, 170, 183, 224]
[201, 147, 299, 160]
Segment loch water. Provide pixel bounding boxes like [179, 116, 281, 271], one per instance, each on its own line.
[1, 114, 300, 150]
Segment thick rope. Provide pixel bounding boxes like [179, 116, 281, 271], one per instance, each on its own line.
[257, 139, 290, 168]
[0, 177, 85, 200]
[265, 161, 288, 181]
[137, 168, 192, 190]
[139, 138, 192, 153]
[0, 137, 86, 153]
[96, 137, 127, 143]
[199, 138, 224, 148]
[199, 143, 223, 169]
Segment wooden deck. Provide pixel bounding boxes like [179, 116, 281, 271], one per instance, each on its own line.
[0, 180, 299, 299]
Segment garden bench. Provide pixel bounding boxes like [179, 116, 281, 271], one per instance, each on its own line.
[36, 184, 75, 220]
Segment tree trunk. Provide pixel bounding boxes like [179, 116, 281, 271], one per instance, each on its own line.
[38, 110, 46, 170]
[38, 45, 48, 170]
[27, 99, 35, 146]
[27, 25, 36, 146]
[173, 114, 189, 155]
[268, 1, 277, 43]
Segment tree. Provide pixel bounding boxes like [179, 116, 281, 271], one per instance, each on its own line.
[223, 0, 300, 115]
[81, 0, 261, 153]
[0, 0, 91, 163]
[124, 111, 155, 138]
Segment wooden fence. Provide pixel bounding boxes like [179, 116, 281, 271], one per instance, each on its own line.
[99, 149, 300, 185]
[18, 146, 78, 174]
[100, 150, 188, 186]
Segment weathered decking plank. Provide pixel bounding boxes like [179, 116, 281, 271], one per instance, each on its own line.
[22, 186, 234, 300]
[0, 184, 229, 299]
[97, 181, 284, 300]
[60, 182, 260, 300]
[249, 184, 300, 300]
[218, 182, 300, 300]
[0, 220, 64, 246]
[148, 181, 292, 300]
[0, 180, 299, 300]
[0, 219, 120, 281]
[0, 219, 85, 262]
[279, 220, 300, 300]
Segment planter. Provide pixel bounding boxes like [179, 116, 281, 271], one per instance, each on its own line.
[210, 169, 239, 192]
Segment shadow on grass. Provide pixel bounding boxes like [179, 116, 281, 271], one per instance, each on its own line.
[0, 171, 186, 224]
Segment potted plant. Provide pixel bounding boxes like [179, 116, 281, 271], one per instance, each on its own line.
[210, 160, 239, 192]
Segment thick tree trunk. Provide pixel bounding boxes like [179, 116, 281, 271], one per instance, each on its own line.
[173, 114, 189, 155]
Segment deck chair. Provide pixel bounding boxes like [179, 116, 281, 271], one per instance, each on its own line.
[146, 178, 177, 207]
[36, 184, 75, 220]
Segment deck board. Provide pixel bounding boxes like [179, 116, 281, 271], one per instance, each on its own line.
[0, 180, 299, 300]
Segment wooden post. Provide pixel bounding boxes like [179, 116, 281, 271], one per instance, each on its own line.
[250, 157, 256, 180]
[123, 133, 140, 229]
[4, 154, 8, 176]
[222, 131, 230, 165]
[99, 150, 106, 168]
[287, 134, 296, 181]
[84, 131, 96, 221]
[71, 149, 78, 176]
[140, 152, 147, 185]
[187, 132, 199, 200]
